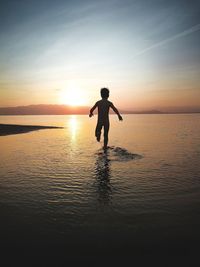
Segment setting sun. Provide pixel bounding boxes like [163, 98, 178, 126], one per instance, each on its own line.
[60, 83, 87, 106]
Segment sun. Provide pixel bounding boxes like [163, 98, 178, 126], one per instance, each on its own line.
[60, 84, 87, 106]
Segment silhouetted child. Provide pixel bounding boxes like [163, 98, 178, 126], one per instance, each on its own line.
[89, 88, 123, 150]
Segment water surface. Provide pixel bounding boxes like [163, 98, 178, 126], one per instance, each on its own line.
[0, 114, 200, 257]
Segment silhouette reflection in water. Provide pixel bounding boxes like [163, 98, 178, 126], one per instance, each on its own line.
[94, 150, 112, 206]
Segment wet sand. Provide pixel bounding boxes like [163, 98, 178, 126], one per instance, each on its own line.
[0, 123, 63, 136]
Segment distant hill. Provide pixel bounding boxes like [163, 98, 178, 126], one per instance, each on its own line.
[0, 105, 89, 115]
[0, 104, 199, 115]
[122, 109, 163, 114]
[0, 104, 163, 115]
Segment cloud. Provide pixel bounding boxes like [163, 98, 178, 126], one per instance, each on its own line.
[131, 23, 200, 59]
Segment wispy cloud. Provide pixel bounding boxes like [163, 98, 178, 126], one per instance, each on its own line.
[131, 23, 200, 59]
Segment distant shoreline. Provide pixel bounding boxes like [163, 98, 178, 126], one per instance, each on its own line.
[0, 104, 200, 115]
[0, 124, 63, 136]
[0, 112, 200, 116]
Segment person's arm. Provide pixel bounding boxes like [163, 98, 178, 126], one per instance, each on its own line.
[110, 103, 123, 121]
[89, 102, 98, 117]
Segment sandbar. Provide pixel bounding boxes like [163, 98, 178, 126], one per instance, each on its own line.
[0, 123, 63, 136]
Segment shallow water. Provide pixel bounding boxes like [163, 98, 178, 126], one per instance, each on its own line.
[0, 114, 200, 252]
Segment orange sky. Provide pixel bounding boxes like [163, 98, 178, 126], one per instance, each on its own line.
[0, 0, 200, 111]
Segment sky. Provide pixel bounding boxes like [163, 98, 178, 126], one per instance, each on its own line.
[0, 0, 200, 110]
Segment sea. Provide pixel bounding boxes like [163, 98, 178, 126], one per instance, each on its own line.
[0, 114, 200, 265]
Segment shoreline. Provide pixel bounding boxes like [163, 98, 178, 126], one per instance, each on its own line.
[0, 124, 63, 136]
[0, 112, 200, 116]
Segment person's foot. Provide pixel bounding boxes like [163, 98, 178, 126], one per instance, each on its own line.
[103, 146, 108, 151]
[96, 131, 101, 142]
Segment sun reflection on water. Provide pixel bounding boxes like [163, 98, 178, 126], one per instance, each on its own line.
[69, 115, 78, 142]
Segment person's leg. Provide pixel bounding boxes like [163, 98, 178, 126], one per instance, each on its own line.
[103, 122, 110, 149]
[95, 121, 102, 142]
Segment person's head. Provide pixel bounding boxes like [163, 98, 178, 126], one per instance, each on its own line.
[100, 87, 109, 99]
